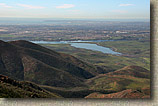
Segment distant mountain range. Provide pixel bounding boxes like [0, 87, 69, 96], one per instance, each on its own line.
[0, 40, 150, 98]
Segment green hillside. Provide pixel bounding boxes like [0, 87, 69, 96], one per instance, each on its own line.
[0, 40, 103, 87]
[0, 75, 61, 98]
[86, 66, 150, 92]
[0, 40, 150, 98]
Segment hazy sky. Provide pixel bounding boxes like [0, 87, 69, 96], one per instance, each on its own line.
[0, 0, 150, 19]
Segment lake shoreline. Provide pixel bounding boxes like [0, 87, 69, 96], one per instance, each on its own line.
[31, 40, 122, 55]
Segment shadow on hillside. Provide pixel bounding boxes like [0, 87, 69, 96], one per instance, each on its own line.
[3, 1, 155, 102]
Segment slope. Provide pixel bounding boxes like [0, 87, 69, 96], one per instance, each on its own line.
[0, 40, 100, 87]
[107, 65, 150, 79]
[86, 65, 150, 92]
[0, 74, 61, 98]
[85, 88, 150, 98]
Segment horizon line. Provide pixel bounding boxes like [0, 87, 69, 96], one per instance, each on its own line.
[0, 17, 150, 21]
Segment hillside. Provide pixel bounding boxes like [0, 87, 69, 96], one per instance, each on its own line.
[39, 65, 150, 98]
[10, 40, 101, 75]
[0, 40, 24, 80]
[107, 66, 150, 79]
[0, 74, 61, 98]
[85, 88, 150, 98]
[86, 65, 150, 92]
[0, 40, 150, 98]
[0, 40, 101, 87]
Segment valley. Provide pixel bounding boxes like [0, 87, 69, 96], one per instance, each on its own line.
[0, 20, 150, 98]
[40, 39, 150, 71]
[0, 40, 150, 98]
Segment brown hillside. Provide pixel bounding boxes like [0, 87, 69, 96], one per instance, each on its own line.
[0, 40, 24, 80]
[107, 65, 150, 79]
[0, 40, 101, 87]
[0, 74, 61, 98]
[85, 88, 150, 98]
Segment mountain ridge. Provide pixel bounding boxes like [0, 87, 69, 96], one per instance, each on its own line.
[0, 40, 150, 98]
[0, 74, 61, 98]
[0, 40, 101, 87]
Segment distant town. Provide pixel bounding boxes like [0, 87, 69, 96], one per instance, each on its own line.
[0, 21, 150, 41]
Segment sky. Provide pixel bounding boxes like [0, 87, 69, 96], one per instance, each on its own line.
[0, 0, 150, 19]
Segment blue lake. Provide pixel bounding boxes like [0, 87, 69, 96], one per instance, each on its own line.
[31, 40, 121, 55]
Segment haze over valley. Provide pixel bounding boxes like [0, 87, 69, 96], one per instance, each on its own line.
[0, 0, 150, 98]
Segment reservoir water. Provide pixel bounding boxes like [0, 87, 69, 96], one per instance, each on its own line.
[31, 40, 121, 55]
